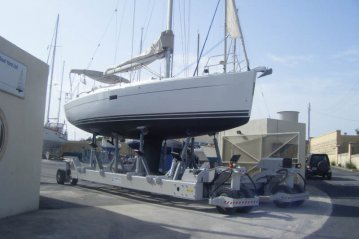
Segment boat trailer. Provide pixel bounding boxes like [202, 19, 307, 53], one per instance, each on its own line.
[56, 132, 308, 214]
[241, 157, 309, 207]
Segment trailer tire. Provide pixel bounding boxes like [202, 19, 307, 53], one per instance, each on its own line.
[272, 185, 292, 208]
[236, 187, 255, 213]
[56, 169, 66, 185]
[215, 187, 236, 215]
[70, 178, 78, 185]
[291, 184, 305, 207]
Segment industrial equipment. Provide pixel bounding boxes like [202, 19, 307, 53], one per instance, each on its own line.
[56, 135, 259, 215]
[241, 157, 309, 207]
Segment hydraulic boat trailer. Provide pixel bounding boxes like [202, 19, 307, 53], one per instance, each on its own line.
[56, 131, 308, 214]
[240, 157, 309, 207]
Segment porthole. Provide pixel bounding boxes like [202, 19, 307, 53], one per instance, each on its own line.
[0, 108, 7, 160]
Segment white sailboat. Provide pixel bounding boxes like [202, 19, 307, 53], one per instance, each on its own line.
[65, 0, 271, 172]
[43, 14, 67, 158]
[65, 0, 271, 141]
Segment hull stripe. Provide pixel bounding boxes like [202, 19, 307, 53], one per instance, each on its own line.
[72, 110, 249, 125]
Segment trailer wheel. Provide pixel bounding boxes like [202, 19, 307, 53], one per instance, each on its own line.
[70, 178, 78, 186]
[56, 169, 66, 184]
[291, 184, 305, 207]
[272, 185, 292, 208]
[236, 188, 255, 213]
[215, 188, 236, 215]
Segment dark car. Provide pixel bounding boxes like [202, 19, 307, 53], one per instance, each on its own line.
[306, 154, 332, 180]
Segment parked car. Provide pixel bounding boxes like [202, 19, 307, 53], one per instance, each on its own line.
[305, 154, 332, 180]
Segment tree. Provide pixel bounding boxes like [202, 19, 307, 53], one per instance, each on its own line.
[356, 129, 359, 135]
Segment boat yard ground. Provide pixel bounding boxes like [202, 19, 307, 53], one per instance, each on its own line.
[1, 160, 357, 239]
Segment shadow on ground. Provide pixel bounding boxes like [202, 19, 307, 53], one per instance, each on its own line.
[0, 196, 190, 239]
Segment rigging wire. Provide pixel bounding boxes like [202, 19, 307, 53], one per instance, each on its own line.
[178, 0, 186, 75]
[186, 0, 191, 76]
[86, 7, 118, 70]
[258, 85, 271, 118]
[193, 0, 221, 77]
[113, 0, 127, 65]
[130, 0, 136, 82]
[142, 0, 155, 45]
[46, 20, 57, 64]
[174, 37, 225, 77]
[71, 1, 119, 99]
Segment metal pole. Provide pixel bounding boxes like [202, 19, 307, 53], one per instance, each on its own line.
[197, 33, 200, 76]
[224, 0, 227, 73]
[308, 102, 311, 140]
[308, 102, 311, 154]
[138, 27, 144, 82]
[237, 9, 250, 70]
[233, 38, 236, 72]
[213, 134, 222, 164]
[114, 135, 119, 172]
[167, 0, 173, 31]
[46, 14, 59, 123]
[140, 133, 144, 152]
[181, 137, 191, 161]
[57, 61, 65, 124]
[165, 0, 173, 78]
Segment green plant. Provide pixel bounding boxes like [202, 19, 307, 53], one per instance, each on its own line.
[331, 161, 336, 166]
[345, 161, 357, 170]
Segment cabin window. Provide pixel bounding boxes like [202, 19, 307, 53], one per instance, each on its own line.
[109, 95, 118, 100]
[0, 108, 7, 160]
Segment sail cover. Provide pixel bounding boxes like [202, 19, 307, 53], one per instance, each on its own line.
[70, 69, 130, 84]
[105, 30, 174, 75]
[226, 0, 241, 39]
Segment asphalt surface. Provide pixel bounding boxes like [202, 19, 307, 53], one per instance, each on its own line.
[0, 160, 341, 239]
[305, 167, 359, 239]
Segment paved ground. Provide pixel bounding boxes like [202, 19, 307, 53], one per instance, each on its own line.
[0, 160, 332, 239]
[305, 167, 359, 239]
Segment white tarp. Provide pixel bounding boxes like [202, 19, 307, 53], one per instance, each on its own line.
[0, 52, 27, 98]
[226, 0, 241, 39]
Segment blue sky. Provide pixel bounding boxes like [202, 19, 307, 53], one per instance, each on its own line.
[1, 0, 358, 140]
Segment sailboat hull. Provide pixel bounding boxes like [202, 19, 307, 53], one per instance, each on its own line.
[65, 71, 257, 139]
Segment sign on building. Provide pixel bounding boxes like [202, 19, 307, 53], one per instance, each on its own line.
[0, 52, 27, 98]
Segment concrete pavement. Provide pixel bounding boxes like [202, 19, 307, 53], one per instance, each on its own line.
[0, 160, 332, 239]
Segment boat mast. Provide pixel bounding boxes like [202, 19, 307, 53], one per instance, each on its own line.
[224, 0, 227, 73]
[57, 61, 65, 124]
[46, 14, 59, 123]
[165, 0, 173, 78]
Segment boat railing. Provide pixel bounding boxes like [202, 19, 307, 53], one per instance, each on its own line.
[203, 54, 246, 74]
[45, 122, 68, 136]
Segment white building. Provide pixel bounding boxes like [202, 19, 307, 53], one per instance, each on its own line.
[0, 36, 48, 218]
[218, 111, 306, 175]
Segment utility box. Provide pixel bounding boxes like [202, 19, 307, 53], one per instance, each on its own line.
[0, 36, 48, 218]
